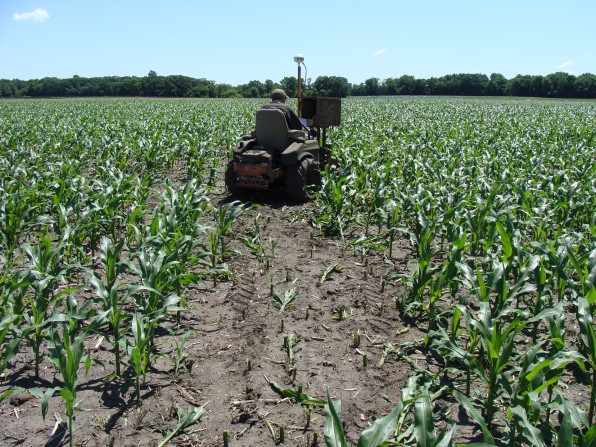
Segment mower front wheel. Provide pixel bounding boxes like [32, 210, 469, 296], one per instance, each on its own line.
[285, 157, 321, 202]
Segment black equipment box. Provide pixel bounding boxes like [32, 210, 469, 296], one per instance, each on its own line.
[300, 97, 341, 128]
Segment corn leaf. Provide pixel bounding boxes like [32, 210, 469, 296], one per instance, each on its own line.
[324, 390, 347, 447]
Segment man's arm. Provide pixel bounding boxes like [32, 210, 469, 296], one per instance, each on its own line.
[286, 108, 304, 130]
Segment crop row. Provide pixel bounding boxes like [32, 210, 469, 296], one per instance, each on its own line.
[1, 97, 596, 446]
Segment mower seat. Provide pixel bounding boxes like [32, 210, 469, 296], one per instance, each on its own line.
[255, 109, 305, 151]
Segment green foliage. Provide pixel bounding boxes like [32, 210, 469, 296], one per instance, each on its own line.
[0, 97, 595, 446]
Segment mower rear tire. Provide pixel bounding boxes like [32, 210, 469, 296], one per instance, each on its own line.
[286, 157, 321, 202]
[225, 160, 241, 196]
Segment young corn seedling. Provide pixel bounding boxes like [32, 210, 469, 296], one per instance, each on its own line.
[155, 405, 205, 447]
[470, 302, 527, 427]
[165, 328, 194, 375]
[127, 312, 155, 405]
[504, 341, 581, 443]
[413, 393, 456, 447]
[22, 233, 79, 378]
[0, 306, 22, 379]
[323, 389, 403, 447]
[124, 242, 183, 322]
[212, 199, 244, 258]
[239, 213, 266, 260]
[268, 380, 327, 407]
[89, 276, 129, 376]
[0, 186, 38, 265]
[320, 263, 342, 284]
[271, 288, 298, 312]
[0, 270, 31, 378]
[577, 296, 596, 425]
[46, 324, 92, 447]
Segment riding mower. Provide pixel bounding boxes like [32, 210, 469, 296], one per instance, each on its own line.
[225, 96, 341, 202]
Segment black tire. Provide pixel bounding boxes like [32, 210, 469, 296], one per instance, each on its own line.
[285, 157, 321, 202]
[225, 160, 241, 196]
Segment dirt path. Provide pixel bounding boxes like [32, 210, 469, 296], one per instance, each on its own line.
[1, 191, 479, 446]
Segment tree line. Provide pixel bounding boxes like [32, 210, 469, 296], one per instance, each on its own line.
[1, 70, 595, 99]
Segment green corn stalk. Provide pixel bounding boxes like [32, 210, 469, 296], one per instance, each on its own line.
[577, 296, 596, 425]
[124, 243, 183, 322]
[89, 276, 128, 376]
[46, 325, 91, 447]
[0, 188, 38, 265]
[126, 312, 154, 405]
[470, 302, 527, 427]
[271, 288, 298, 312]
[316, 163, 354, 241]
[212, 200, 244, 258]
[505, 341, 581, 441]
[156, 405, 205, 447]
[0, 307, 22, 379]
[166, 328, 194, 376]
[323, 389, 403, 447]
[568, 246, 596, 304]
[413, 393, 456, 447]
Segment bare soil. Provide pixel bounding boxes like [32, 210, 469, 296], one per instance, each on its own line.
[0, 187, 588, 446]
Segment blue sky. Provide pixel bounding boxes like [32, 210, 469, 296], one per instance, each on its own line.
[1, 1, 594, 85]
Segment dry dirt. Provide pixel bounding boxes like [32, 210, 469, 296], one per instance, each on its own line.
[1, 187, 583, 446]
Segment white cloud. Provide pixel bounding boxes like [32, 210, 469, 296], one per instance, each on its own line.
[12, 8, 50, 23]
[553, 60, 572, 69]
[372, 48, 387, 57]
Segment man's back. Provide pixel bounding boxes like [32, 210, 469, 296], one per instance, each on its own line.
[261, 99, 303, 130]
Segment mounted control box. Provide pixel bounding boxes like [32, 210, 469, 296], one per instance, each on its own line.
[300, 97, 341, 128]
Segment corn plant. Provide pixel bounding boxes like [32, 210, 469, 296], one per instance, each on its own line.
[22, 233, 79, 377]
[46, 324, 91, 447]
[127, 312, 154, 405]
[469, 302, 528, 427]
[165, 328, 193, 376]
[239, 213, 266, 260]
[315, 163, 355, 241]
[0, 306, 21, 379]
[323, 389, 402, 447]
[0, 185, 39, 265]
[577, 296, 596, 425]
[413, 393, 456, 447]
[0, 270, 31, 378]
[89, 277, 128, 376]
[155, 405, 205, 447]
[124, 242, 183, 322]
[271, 288, 298, 312]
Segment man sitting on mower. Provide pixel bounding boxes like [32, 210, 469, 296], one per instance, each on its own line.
[260, 89, 303, 130]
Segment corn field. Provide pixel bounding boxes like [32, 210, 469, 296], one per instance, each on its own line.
[0, 97, 595, 446]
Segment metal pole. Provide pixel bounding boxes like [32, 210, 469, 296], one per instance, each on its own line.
[297, 64, 302, 117]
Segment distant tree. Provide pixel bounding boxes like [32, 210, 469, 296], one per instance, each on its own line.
[460, 73, 488, 95]
[396, 75, 420, 95]
[0, 79, 16, 96]
[545, 72, 574, 97]
[530, 75, 545, 97]
[115, 76, 142, 96]
[509, 75, 533, 97]
[312, 76, 349, 97]
[486, 73, 508, 96]
[279, 76, 297, 97]
[187, 78, 217, 97]
[143, 71, 164, 96]
[264, 79, 274, 95]
[2, 70, 596, 99]
[364, 77, 380, 95]
[575, 73, 596, 98]
[40, 77, 64, 96]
